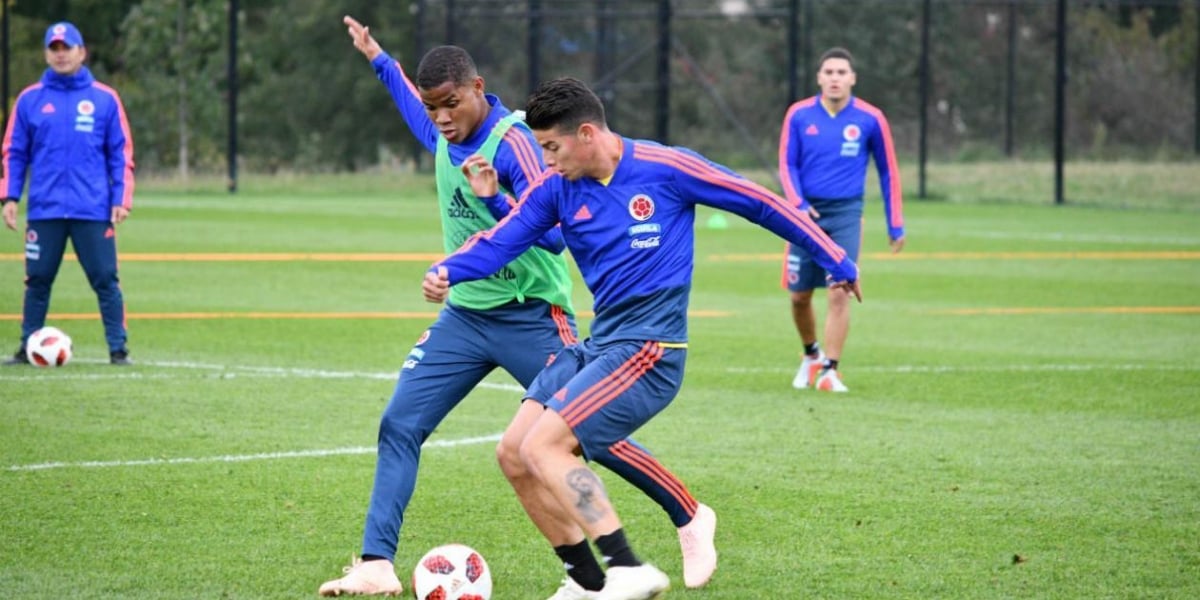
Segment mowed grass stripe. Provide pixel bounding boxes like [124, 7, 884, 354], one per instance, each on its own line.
[0, 310, 734, 320]
[707, 250, 1200, 261]
[931, 306, 1200, 315]
[3, 250, 1198, 262]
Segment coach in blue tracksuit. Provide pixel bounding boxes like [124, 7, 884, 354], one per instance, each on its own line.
[1, 22, 135, 366]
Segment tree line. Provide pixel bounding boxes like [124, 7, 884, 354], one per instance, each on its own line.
[5, 0, 1196, 178]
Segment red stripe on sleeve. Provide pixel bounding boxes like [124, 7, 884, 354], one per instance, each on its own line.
[634, 144, 845, 262]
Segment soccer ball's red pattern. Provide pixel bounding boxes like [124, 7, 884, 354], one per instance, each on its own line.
[412, 544, 492, 600]
[464, 552, 484, 583]
[26, 326, 73, 367]
[422, 554, 456, 575]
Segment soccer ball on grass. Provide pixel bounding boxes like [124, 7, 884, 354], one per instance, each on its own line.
[411, 543, 492, 600]
[26, 326, 73, 367]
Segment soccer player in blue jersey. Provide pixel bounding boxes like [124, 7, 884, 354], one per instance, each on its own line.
[779, 47, 904, 393]
[321, 19, 716, 599]
[424, 77, 861, 600]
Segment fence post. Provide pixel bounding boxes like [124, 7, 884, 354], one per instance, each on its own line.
[655, 0, 671, 143]
[1054, 0, 1066, 204]
[1005, 0, 1017, 157]
[788, 0, 799, 103]
[227, 0, 239, 193]
[918, 0, 930, 199]
[529, 0, 542, 94]
[2, 0, 8, 137]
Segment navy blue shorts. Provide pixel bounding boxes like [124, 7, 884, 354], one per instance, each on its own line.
[785, 208, 862, 292]
[526, 338, 687, 461]
[392, 299, 577, 437]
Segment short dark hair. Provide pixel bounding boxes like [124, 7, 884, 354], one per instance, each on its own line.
[415, 45, 477, 89]
[818, 47, 855, 71]
[524, 77, 607, 132]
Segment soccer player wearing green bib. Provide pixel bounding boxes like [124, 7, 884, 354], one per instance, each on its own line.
[319, 17, 716, 599]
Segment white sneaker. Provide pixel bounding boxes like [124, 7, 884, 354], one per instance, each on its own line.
[792, 352, 826, 389]
[815, 367, 848, 392]
[318, 556, 403, 596]
[547, 577, 601, 600]
[596, 564, 670, 600]
[677, 503, 717, 588]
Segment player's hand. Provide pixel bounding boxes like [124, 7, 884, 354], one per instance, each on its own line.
[422, 266, 450, 303]
[343, 15, 383, 61]
[830, 279, 863, 303]
[889, 236, 905, 254]
[2, 201, 17, 231]
[111, 206, 129, 225]
[460, 155, 500, 198]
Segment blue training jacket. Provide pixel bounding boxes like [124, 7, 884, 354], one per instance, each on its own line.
[1, 66, 135, 222]
[436, 137, 858, 345]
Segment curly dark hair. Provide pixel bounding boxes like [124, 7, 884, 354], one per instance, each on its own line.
[524, 77, 607, 132]
[415, 45, 478, 89]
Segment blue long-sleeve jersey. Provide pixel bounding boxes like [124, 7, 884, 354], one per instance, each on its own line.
[437, 138, 858, 344]
[371, 51, 563, 252]
[779, 95, 903, 240]
[1, 66, 134, 221]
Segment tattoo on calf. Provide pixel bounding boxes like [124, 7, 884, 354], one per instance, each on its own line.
[566, 467, 609, 524]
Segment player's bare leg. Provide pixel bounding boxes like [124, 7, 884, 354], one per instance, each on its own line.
[790, 290, 824, 389]
[520, 411, 668, 600]
[815, 288, 852, 392]
[499, 400, 587, 544]
[501, 400, 605, 598]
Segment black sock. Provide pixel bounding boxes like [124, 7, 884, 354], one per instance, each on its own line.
[824, 358, 839, 371]
[554, 540, 605, 591]
[595, 529, 641, 568]
[804, 341, 820, 357]
[360, 554, 387, 562]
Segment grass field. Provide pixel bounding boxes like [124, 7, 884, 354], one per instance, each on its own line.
[1, 169, 1198, 599]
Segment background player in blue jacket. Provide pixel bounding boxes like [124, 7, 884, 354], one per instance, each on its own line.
[1, 21, 135, 366]
[779, 47, 905, 393]
[321, 19, 716, 599]
[424, 77, 860, 600]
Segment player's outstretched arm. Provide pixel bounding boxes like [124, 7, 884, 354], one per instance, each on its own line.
[343, 15, 383, 61]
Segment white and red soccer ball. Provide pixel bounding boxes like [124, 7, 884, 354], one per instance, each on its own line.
[411, 544, 492, 600]
[26, 326, 73, 367]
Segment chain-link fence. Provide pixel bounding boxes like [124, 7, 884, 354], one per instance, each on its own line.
[425, 0, 1199, 169]
[3, 0, 1197, 181]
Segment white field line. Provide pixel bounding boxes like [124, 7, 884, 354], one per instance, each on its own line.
[7, 433, 502, 473]
[5, 361, 1193, 473]
[0, 360, 1193, 384]
[0, 359, 526, 392]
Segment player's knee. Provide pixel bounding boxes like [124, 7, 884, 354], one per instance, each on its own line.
[377, 410, 423, 447]
[790, 290, 815, 308]
[495, 437, 525, 479]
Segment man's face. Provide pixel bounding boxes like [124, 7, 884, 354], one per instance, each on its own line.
[45, 42, 86, 76]
[418, 77, 488, 144]
[534, 125, 592, 181]
[817, 57, 856, 102]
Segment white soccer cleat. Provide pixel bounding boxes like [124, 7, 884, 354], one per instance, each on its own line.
[792, 352, 826, 389]
[677, 503, 717, 588]
[596, 564, 670, 600]
[815, 368, 849, 392]
[547, 577, 601, 600]
[318, 556, 403, 597]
